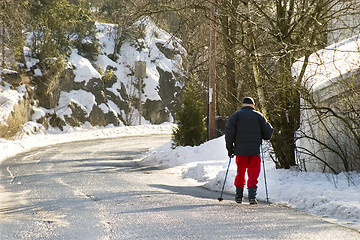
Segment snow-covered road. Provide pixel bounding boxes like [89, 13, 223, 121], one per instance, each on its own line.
[1, 134, 359, 239]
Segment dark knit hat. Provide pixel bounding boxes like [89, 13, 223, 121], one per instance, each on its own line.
[242, 97, 255, 105]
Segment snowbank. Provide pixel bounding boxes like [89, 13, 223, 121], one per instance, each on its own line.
[0, 124, 174, 165]
[142, 136, 360, 231]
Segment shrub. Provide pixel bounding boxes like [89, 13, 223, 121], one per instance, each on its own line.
[173, 77, 206, 147]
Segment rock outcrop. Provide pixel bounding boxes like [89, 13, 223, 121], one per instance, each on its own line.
[29, 16, 186, 129]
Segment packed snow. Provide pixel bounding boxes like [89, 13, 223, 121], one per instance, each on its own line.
[0, 125, 359, 231]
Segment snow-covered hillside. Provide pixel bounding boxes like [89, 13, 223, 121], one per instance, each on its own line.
[0, 16, 186, 135]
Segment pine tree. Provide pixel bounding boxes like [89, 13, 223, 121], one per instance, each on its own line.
[173, 77, 206, 147]
[28, 0, 99, 63]
[26, 0, 100, 108]
[0, 0, 28, 68]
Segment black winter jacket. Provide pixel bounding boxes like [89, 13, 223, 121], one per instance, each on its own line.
[225, 106, 273, 156]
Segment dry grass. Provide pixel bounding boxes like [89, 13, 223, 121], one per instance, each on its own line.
[0, 99, 30, 140]
[0, 116, 23, 139]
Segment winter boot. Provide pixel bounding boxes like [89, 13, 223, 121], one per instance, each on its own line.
[235, 188, 244, 203]
[248, 187, 258, 205]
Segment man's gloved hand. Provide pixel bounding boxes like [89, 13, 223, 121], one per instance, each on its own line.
[228, 149, 234, 158]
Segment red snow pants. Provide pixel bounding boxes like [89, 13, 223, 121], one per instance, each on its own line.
[234, 155, 261, 189]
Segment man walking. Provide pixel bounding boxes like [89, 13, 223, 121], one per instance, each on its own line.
[225, 97, 273, 204]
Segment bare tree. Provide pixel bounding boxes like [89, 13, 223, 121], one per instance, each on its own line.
[126, 0, 360, 170]
[295, 37, 360, 173]
[219, 0, 360, 169]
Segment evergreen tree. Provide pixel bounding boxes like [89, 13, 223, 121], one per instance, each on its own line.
[27, 0, 100, 108]
[0, 0, 28, 68]
[28, 0, 99, 64]
[173, 76, 206, 147]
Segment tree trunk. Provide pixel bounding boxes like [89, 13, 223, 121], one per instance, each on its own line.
[269, 55, 300, 169]
[1, 24, 5, 68]
[250, 38, 267, 117]
[220, 0, 240, 116]
[245, 1, 268, 116]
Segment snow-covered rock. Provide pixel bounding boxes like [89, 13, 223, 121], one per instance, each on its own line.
[29, 16, 186, 130]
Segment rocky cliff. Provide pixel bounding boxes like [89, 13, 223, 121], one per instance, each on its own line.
[0, 16, 186, 136]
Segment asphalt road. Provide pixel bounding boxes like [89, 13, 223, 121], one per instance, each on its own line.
[0, 134, 359, 239]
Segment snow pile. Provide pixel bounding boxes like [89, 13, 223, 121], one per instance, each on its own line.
[142, 136, 360, 230]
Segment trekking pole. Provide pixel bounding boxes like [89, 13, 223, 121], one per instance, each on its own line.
[261, 144, 269, 203]
[218, 156, 232, 202]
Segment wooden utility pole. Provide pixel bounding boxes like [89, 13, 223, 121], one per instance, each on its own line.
[208, 0, 217, 140]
